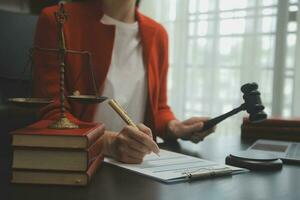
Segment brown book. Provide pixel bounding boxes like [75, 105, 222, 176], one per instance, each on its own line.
[243, 117, 300, 128]
[11, 154, 103, 186]
[241, 125, 300, 134]
[241, 131, 300, 141]
[12, 136, 102, 171]
[241, 125, 300, 141]
[11, 120, 104, 149]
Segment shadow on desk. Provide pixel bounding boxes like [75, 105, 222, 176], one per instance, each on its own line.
[10, 164, 163, 200]
[11, 184, 90, 200]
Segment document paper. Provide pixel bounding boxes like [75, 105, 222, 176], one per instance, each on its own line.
[104, 149, 246, 183]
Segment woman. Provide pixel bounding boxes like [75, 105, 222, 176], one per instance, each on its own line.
[34, 0, 215, 163]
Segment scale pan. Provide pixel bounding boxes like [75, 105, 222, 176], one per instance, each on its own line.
[7, 98, 53, 107]
[68, 95, 108, 104]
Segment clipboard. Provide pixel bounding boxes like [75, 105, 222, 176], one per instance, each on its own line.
[104, 149, 247, 183]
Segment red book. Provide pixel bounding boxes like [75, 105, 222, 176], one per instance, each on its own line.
[241, 125, 300, 141]
[11, 120, 105, 149]
[11, 153, 103, 186]
[243, 117, 300, 128]
[241, 125, 300, 134]
[12, 136, 103, 171]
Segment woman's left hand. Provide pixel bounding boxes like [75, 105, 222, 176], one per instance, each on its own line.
[167, 117, 216, 143]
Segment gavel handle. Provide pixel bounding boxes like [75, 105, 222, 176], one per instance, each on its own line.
[202, 105, 245, 131]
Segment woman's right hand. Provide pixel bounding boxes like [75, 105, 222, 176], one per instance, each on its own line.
[102, 124, 160, 164]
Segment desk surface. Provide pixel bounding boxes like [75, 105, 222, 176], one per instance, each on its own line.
[1, 135, 300, 200]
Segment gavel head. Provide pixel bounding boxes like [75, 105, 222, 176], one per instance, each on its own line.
[241, 83, 267, 123]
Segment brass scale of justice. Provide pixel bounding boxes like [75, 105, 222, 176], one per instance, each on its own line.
[8, 4, 107, 129]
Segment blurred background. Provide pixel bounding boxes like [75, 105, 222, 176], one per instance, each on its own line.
[0, 0, 299, 136]
[140, 0, 300, 136]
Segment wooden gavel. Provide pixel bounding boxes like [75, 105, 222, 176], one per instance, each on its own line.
[202, 83, 267, 131]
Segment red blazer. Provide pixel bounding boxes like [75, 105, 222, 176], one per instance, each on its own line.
[33, 0, 176, 138]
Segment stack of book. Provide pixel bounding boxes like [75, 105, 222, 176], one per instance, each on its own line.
[10, 120, 105, 186]
[241, 117, 300, 141]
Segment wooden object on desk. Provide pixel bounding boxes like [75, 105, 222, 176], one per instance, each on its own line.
[11, 120, 104, 149]
[242, 117, 300, 127]
[10, 119, 104, 186]
[12, 136, 102, 171]
[241, 117, 300, 141]
[11, 153, 102, 186]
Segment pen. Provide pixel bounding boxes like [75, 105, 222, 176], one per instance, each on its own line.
[108, 99, 139, 129]
[108, 99, 160, 156]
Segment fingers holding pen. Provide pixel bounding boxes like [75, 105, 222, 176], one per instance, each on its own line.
[108, 99, 160, 161]
[116, 145, 144, 164]
[112, 131, 147, 164]
[137, 124, 153, 138]
[125, 125, 160, 155]
[120, 132, 151, 154]
[111, 125, 160, 163]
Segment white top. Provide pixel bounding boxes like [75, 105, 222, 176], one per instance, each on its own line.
[93, 14, 147, 132]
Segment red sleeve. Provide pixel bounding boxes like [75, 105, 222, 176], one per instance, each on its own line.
[154, 26, 176, 138]
[33, 8, 78, 123]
